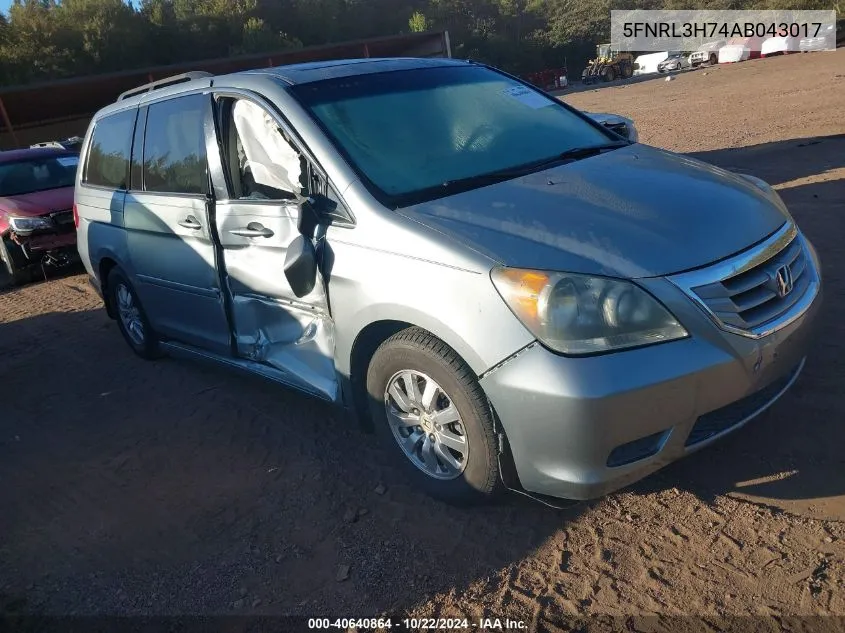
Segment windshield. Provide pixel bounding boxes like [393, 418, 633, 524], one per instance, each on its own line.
[290, 65, 615, 206]
[0, 154, 79, 197]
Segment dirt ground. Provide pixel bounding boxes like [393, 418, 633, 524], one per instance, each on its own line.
[2, 50, 844, 630]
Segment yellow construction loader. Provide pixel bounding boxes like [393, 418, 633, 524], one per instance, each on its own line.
[581, 44, 634, 84]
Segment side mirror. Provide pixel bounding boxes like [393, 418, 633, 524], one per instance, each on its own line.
[284, 234, 318, 298]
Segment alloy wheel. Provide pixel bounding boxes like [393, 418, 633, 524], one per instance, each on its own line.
[116, 283, 145, 346]
[383, 370, 469, 480]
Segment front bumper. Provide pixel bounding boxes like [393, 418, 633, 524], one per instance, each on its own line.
[481, 242, 822, 501]
[12, 230, 77, 253]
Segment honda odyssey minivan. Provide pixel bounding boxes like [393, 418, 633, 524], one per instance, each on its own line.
[75, 58, 822, 505]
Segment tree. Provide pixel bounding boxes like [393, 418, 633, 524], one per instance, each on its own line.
[409, 10, 430, 32]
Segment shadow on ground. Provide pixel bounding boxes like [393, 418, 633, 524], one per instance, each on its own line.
[0, 136, 843, 619]
[0, 262, 84, 295]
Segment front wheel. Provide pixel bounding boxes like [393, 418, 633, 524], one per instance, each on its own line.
[366, 328, 501, 505]
[0, 235, 33, 287]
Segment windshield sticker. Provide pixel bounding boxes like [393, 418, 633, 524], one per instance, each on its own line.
[56, 156, 79, 168]
[503, 85, 553, 109]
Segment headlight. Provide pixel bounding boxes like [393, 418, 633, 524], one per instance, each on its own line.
[491, 267, 688, 355]
[9, 216, 53, 231]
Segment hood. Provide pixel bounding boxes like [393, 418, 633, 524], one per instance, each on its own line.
[398, 144, 788, 278]
[0, 187, 74, 218]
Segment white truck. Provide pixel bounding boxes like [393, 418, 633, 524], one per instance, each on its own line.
[688, 40, 727, 67]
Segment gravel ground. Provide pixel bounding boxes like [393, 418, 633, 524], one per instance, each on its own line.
[1, 50, 844, 630]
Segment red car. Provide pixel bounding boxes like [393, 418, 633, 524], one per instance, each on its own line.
[0, 147, 79, 285]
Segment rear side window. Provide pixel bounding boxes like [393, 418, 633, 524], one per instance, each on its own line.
[84, 109, 137, 189]
[143, 94, 209, 195]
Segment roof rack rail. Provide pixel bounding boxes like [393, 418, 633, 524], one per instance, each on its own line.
[117, 71, 214, 101]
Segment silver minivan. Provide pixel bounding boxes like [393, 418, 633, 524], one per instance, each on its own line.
[75, 58, 822, 505]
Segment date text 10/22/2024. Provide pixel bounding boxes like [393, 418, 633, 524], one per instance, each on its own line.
[307, 617, 528, 630]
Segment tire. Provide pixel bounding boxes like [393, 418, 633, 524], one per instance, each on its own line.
[709, 53, 717, 65]
[0, 235, 34, 287]
[107, 266, 161, 360]
[366, 327, 501, 505]
[603, 66, 616, 82]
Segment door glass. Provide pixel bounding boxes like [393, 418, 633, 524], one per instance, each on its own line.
[84, 109, 137, 189]
[223, 99, 305, 201]
[143, 94, 209, 195]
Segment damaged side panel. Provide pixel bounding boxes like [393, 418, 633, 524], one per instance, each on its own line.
[208, 92, 340, 404]
[215, 202, 339, 403]
[232, 294, 337, 401]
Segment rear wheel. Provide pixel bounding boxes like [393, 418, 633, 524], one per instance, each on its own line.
[366, 327, 501, 505]
[0, 235, 33, 287]
[107, 266, 161, 360]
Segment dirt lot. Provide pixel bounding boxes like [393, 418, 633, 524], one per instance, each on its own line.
[2, 51, 844, 630]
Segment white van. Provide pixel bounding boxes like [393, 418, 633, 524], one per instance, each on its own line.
[632, 52, 669, 76]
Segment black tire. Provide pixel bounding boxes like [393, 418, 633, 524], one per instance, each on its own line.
[366, 327, 501, 505]
[0, 235, 34, 287]
[709, 53, 717, 65]
[603, 66, 616, 82]
[107, 266, 161, 360]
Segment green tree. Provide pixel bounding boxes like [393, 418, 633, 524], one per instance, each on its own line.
[409, 10, 430, 32]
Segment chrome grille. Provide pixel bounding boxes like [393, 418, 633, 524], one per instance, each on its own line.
[668, 222, 819, 338]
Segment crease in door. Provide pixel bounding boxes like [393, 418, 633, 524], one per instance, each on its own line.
[233, 295, 337, 401]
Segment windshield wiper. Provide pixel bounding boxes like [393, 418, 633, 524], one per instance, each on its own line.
[440, 142, 629, 191]
[553, 142, 629, 162]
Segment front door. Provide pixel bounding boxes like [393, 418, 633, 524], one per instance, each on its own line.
[207, 94, 338, 402]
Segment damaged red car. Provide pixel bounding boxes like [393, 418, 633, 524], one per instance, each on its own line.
[0, 147, 80, 285]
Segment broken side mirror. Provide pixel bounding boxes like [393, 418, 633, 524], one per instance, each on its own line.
[297, 193, 338, 237]
[284, 234, 318, 298]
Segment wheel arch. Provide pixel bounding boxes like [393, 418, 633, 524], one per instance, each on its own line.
[95, 251, 125, 319]
[346, 314, 488, 430]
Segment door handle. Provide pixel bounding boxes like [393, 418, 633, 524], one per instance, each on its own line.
[178, 215, 202, 230]
[229, 222, 275, 238]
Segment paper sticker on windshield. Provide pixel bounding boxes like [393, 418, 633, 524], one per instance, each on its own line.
[56, 156, 79, 168]
[503, 85, 552, 109]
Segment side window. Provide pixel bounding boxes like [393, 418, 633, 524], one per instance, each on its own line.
[219, 98, 306, 201]
[83, 109, 136, 189]
[143, 94, 209, 195]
